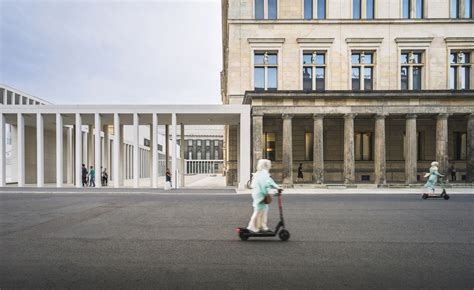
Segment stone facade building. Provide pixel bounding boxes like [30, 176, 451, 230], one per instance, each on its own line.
[221, 0, 474, 186]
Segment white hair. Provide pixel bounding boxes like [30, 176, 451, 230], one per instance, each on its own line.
[431, 161, 439, 166]
[256, 159, 272, 171]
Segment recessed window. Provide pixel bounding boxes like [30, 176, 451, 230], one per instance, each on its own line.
[450, 51, 471, 89]
[403, 0, 423, 18]
[305, 133, 313, 161]
[206, 151, 211, 160]
[206, 140, 210, 146]
[197, 140, 201, 146]
[254, 51, 278, 91]
[255, 0, 278, 20]
[317, 0, 326, 19]
[353, 0, 361, 19]
[455, 132, 467, 160]
[197, 151, 202, 160]
[401, 51, 423, 90]
[304, 0, 313, 19]
[214, 150, 219, 160]
[188, 140, 193, 146]
[265, 132, 276, 161]
[352, 52, 374, 91]
[366, 0, 375, 19]
[451, 0, 473, 18]
[355, 132, 372, 161]
[255, 0, 264, 19]
[303, 51, 326, 91]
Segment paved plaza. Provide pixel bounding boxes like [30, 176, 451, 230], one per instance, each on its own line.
[1, 191, 473, 289]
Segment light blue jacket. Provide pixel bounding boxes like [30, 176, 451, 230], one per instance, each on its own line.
[251, 170, 279, 210]
[424, 166, 443, 190]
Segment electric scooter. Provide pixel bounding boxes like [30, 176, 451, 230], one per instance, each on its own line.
[422, 178, 450, 200]
[236, 189, 290, 241]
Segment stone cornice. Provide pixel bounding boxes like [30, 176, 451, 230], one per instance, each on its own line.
[228, 19, 474, 25]
[297, 38, 334, 44]
[395, 37, 434, 44]
[345, 38, 383, 44]
[445, 37, 474, 43]
[247, 38, 285, 44]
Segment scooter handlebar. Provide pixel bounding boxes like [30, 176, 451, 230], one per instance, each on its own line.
[275, 188, 283, 196]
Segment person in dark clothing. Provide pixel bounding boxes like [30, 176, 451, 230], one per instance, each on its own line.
[102, 168, 108, 186]
[81, 164, 88, 187]
[450, 163, 456, 182]
[166, 168, 172, 187]
[297, 163, 304, 183]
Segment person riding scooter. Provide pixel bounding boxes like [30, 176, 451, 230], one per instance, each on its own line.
[247, 159, 281, 233]
[424, 161, 444, 195]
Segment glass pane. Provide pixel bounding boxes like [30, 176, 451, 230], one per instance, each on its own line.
[364, 67, 373, 90]
[268, 53, 278, 65]
[413, 67, 422, 90]
[303, 53, 312, 65]
[255, 0, 264, 19]
[450, 53, 457, 64]
[460, 66, 470, 89]
[316, 54, 325, 65]
[465, 0, 472, 18]
[254, 67, 265, 90]
[316, 68, 325, 90]
[362, 133, 371, 160]
[352, 53, 360, 64]
[451, 0, 458, 18]
[450, 66, 457, 89]
[403, 0, 410, 18]
[459, 52, 467, 64]
[254, 54, 264, 65]
[318, 0, 326, 19]
[265, 133, 276, 161]
[353, 0, 361, 19]
[305, 133, 313, 161]
[268, 67, 278, 90]
[268, 0, 278, 19]
[303, 67, 313, 90]
[401, 66, 409, 90]
[401, 53, 408, 64]
[465, 53, 470, 63]
[355, 133, 361, 161]
[304, 0, 313, 19]
[364, 53, 373, 64]
[366, 0, 374, 19]
[413, 53, 421, 64]
[416, 0, 423, 18]
[352, 67, 360, 90]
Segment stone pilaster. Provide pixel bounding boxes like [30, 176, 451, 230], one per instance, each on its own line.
[344, 113, 356, 184]
[252, 113, 264, 171]
[374, 114, 387, 186]
[436, 114, 450, 175]
[312, 114, 324, 184]
[282, 114, 293, 187]
[405, 114, 417, 184]
[467, 114, 474, 182]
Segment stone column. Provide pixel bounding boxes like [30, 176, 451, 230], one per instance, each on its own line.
[17, 113, 25, 187]
[252, 113, 264, 171]
[75, 113, 82, 187]
[94, 114, 102, 188]
[133, 113, 139, 188]
[37, 113, 44, 187]
[66, 127, 73, 185]
[344, 114, 356, 184]
[171, 113, 177, 188]
[151, 114, 158, 188]
[119, 124, 124, 186]
[165, 125, 170, 171]
[0, 114, 6, 187]
[56, 113, 63, 187]
[88, 125, 94, 167]
[103, 124, 109, 174]
[436, 114, 449, 176]
[405, 114, 417, 184]
[238, 108, 251, 190]
[312, 114, 324, 184]
[374, 114, 387, 186]
[467, 114, 474, 182]
[180, 123, 185, 187]
[282, 114, 293, 187]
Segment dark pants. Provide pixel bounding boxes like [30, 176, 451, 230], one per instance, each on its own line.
[82, 176, 87, 187]
[451, 172, 456, 181]
[90, 177, 95, 187]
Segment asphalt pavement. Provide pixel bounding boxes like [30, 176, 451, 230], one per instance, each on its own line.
[1, 192, 473, 289]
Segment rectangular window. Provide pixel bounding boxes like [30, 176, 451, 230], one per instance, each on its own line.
[214, 140, 219, 146]
[214, 150, 219, 160]
[317, 0, 326, 19]
[197, 140, 201, 146]
[304, 0, 313, 19]
[302, 51, 326, 91]
[144, 138, 150, 147]
[188, 140, 193, 146]
[206, 151, 211, 160]
[255, 52, 278, 91]
[415, 0, 423, 18]
[401, 66, 409, 90]
[413, 67, 422, 90]
[449, 51, 471, 90]
[268, 0, 278, 19]
[366, 0, 375, 19]
[455, 132, 467, 160]
[197, 151, 201, 160]
[353, 0, 361, 19]
[255, 0, 264, 19]
[401, 51, 423, 90]
[206, 140, 210, 146]
[355, 132, 372, 161]
[188, 151, 193, 160]
[352, 52, 374, 90]
[451, 0, 459, 18]
[305, 133, 313, 161]
[265, 133, 276, 161]
[465, 0, 472, 18]
[402, 0, 410, 18]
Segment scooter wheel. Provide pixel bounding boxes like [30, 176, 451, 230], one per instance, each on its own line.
[239, 233, 249, 241]
[279, 229, 290, 241]
[443, 194, 450, 200]
[422, 194, 428, 200]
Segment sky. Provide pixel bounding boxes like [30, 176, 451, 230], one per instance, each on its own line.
[0, 0, 222, 105]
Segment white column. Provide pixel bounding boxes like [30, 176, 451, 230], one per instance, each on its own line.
[17, 113, 25, 187]
[0, 113, 6, 186]
[171, 113, 177, 188]
[113, 113, 120, 187]
[88, 126, 94, 167]
[36, 113, 44, 187]
[152, 113, 158, 188]
[66, 127, 73, 184]
[238, 109, 251, 190]
[95, 113, 102, 187]
[56, 113, 63, 187]
[180, 124, 185, 187]
[133, 113, 139, 188]
[119, 124, 124, 185]
[103, 124, 109, 174]
[75, 113, 82, 187]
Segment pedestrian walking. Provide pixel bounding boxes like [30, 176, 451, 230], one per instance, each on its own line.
[81, 164, 88, 187]
[424, 161, 444, 194]
[297, 163, 304, 183]
[166, 168, 172, 188]
[449, 163, 456, 182]
[102, 168, 108, 186]
[247, 159, 281, 233]
[89, 166, 96, 187]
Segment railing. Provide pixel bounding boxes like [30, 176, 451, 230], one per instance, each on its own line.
[185, 159, 224, 175]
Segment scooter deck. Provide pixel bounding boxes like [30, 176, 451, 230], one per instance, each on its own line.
[237, 228, 276, 237]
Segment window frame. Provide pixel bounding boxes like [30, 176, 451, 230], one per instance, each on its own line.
[355, 132, 373, 161]
[451, 0, 473, 18]
[254, 0, 279, 20]
[302, 50, 327, 91]
[264, 132, 276, 161]
[400, 51, 424, 90]
[401, 0, 425, 19]
[351, 51, 375, 91]
[253, 51, 278, 91]
[250, 42, 283, 91]
[302, 0, 327, 20]
[449, 51, 472, 90]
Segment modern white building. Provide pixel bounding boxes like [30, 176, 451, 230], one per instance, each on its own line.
[0, 85, 251, 189]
